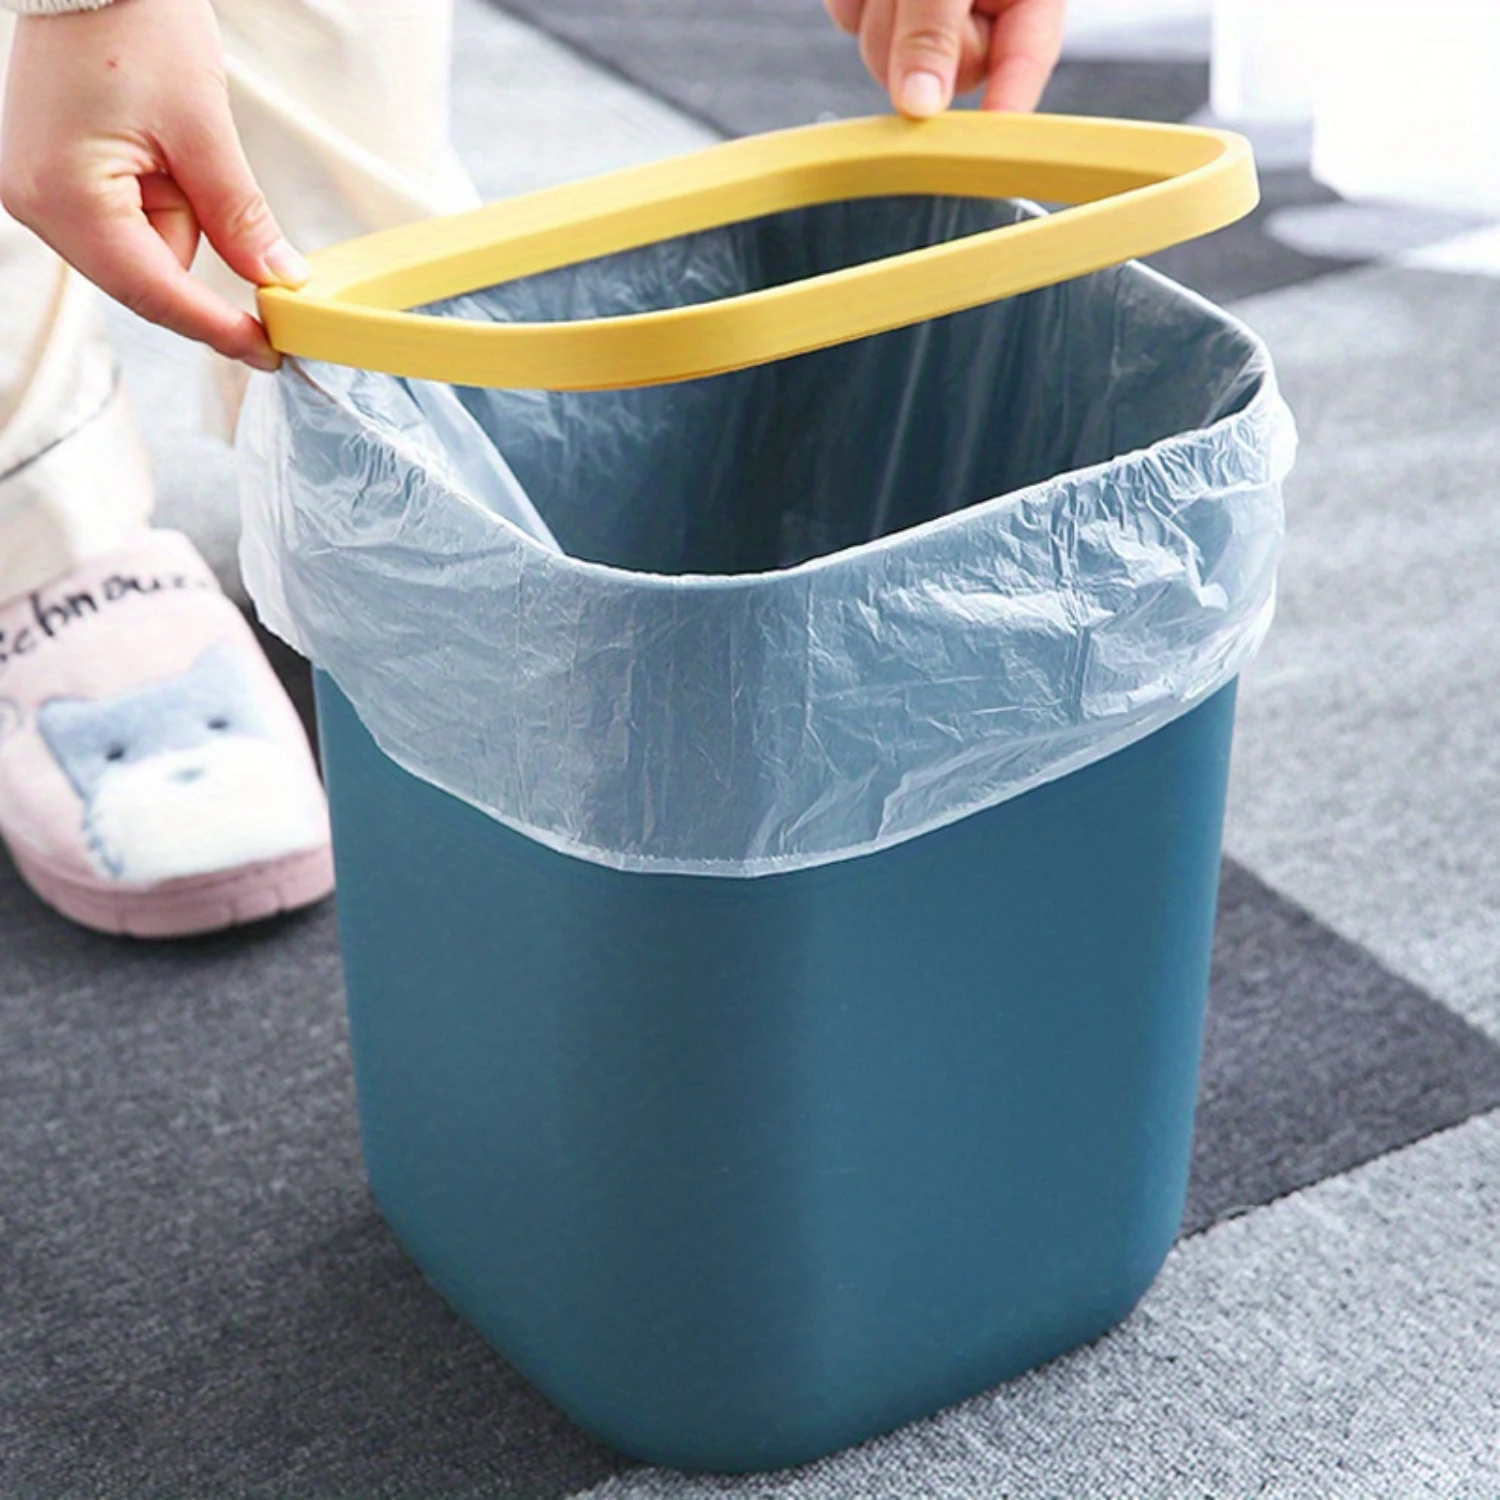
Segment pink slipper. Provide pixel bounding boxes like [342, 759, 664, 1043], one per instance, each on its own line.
[0, 530, 334, 938]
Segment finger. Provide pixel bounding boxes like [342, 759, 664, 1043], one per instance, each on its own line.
[139, 172, 201, 271]
[981, 0, 1064, 112]
[48, 182, 279, 368]
[824, 0, 866, 35]
[860, 0, 986, 100]
[858, 0, 895, 89]
[165, 103, 308, 289]
[889, 0, 976, 117]
[955, 14, 993, 96]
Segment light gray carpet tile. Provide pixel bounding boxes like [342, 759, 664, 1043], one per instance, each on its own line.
[574, 1109, 1500, 1500]
[1224, 263, 1500, 1040]
[449, 1, 713, 204]
[1404, 222, 1500, 279]
[8, 822, 1496, 1495]
[1266, 201, 1495, 263]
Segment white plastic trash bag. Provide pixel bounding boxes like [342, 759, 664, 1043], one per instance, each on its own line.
[239, 195, 1294, 877]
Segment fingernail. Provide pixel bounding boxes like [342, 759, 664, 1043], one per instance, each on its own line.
[244, 347, 281, 374]
[264, 238, 310, 288]
[898, 70, 946, 119]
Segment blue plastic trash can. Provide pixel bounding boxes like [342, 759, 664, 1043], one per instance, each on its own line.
[316, 673, 1237, 1472]
[241, 176, 1292, 1472]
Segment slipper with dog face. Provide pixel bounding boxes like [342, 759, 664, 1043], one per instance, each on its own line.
[0, 529, 333, 937]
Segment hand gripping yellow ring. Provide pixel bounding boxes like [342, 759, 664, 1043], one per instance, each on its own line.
[259, 112, 1258, 392]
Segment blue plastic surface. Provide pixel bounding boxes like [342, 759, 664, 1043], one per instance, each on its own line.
[315, 673, 1237, 1473]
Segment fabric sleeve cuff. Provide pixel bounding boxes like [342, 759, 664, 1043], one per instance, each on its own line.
[2, 0, 118, 15]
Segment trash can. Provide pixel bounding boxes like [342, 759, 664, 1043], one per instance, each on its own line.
[240, 115, 1294, 1472]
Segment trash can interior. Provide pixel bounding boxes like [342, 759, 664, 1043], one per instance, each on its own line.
[431, 195, 1264, 576]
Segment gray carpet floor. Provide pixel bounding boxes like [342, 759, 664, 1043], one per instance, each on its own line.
[5, 3, 1500, 1495]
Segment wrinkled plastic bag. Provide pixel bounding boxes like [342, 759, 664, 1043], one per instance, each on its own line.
[239, 195, 1294, 876]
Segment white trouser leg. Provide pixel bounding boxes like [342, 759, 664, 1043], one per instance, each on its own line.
[0, 1, 475, 590]
[0, 15, 156, 602]
[216, 0, 476, 244]
[201, 0, 479, 432]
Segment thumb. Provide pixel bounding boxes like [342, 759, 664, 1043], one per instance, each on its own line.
[890, 0, 970, 117]
[168, 108, 308, 289]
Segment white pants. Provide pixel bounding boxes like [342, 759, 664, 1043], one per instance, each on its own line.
[0, 0, 477, 602]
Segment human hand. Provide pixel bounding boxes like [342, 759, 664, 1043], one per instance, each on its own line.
[825, 0, 1065, 119]
[0, 0, 306, 370]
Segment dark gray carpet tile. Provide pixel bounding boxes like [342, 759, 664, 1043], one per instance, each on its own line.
[493, 0, 882, 136]
[1186, 860, 1500, 1235]
[1039, 56, 1207, 122]
[0, 872, 630, 1500]
[577, 1112, 1500, 1500]
[1153, 167, 1364, 303]
[1221, 263, 1500, 1039]
[488, 2, 1359, 305]
[490, 3, 1215, 135]
[8, 732, 1500, 1492]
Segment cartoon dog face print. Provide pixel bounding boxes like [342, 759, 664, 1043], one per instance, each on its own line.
[37, 646, 326, 882]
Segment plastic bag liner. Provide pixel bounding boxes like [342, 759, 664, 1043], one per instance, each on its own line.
[239, 195, 1294, 877]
